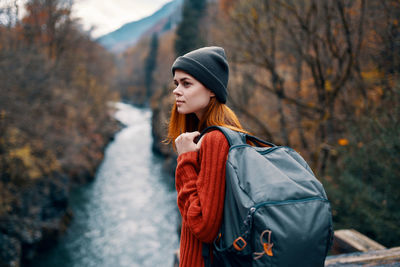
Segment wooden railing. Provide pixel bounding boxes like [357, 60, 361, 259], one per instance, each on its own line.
[326, 229, 400, 266]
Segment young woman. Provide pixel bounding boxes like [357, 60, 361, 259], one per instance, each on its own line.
[166, 46, 247, 266]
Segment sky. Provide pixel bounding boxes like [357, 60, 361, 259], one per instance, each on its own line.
[3, 0, 172, 38]
[72, 0, 172, 38]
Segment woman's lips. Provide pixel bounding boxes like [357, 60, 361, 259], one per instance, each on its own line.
[176, 100, 185, 106]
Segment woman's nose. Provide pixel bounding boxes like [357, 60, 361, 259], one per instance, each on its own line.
[173, 86, 182, 96]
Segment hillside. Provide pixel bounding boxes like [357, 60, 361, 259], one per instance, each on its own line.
[97, 0, 183, 53]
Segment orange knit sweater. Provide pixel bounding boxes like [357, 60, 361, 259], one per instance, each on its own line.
[175, 130, 229, 267]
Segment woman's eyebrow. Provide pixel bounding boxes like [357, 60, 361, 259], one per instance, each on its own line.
[174, 77, 191, 83]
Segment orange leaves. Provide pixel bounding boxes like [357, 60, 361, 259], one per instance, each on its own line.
[0, 109, 5, 120]
[219, 0, 236, 14]
[325, 81, 333, 92]
[250, 7, 259, 21]
[306, 102, 316, 108]
[338, 138, 349, 146]
[8, 145, 42, 180]
[361, 69, 384, 82]
[2, 126, 61, 182]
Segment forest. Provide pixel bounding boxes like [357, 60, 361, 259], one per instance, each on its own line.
[0, 0, 399, 265]
[0, 0, 118, 265]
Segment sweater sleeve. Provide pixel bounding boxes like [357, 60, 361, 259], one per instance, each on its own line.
[175, 130, 229, 243]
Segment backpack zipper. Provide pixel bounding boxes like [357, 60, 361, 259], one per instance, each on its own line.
[242, 197, 329, 230]
[229, 144, 291, 155]
[252, 197, 329, 212]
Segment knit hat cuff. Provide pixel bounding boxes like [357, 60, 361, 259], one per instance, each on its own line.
[172, 56, 227, 103]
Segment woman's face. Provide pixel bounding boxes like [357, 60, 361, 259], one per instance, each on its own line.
[173, 70, 215, 120]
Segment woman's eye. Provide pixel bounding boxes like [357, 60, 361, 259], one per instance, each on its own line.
[183, 82, 190, 87]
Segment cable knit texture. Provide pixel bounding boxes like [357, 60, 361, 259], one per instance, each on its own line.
[175, 130, 229, 267]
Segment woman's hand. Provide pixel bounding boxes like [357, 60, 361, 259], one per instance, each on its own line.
[175, 131, 204, 156]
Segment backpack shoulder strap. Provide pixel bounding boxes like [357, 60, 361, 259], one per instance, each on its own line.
[200, 126, 245, 147]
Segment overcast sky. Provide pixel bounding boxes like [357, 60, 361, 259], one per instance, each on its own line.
[72, 0, 172, 38]
[3, 0, 172, 38]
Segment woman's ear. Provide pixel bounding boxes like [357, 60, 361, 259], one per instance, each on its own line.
[209, 91, 215, 98]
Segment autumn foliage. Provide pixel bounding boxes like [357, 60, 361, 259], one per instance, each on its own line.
[207, 0, 400, 247]
[0, 0, 118, 263]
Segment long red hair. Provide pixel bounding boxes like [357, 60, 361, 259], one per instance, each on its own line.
[165, 97, 248, 147]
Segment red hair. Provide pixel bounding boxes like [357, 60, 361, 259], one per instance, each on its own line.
[165, 97, 248, 147]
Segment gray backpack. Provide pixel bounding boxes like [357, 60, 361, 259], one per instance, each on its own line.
[201, 126, 333, 267]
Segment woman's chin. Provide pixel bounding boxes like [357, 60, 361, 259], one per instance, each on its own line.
[177, 107, 188, 115]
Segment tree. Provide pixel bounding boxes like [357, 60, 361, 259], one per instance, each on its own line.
[145, 33, 159, 99]
[22, 0, 73, 60]
[174, 0, 207, 56]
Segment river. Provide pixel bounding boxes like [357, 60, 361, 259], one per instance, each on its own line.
[31, 103, 179, 267]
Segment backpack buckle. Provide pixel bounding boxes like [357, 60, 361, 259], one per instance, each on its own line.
[232, 236, 247, 251]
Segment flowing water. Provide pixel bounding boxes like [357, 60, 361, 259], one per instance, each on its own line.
[32, 103, 179, 267]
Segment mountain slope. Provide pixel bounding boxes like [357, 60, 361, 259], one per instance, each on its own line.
[97, 0, 182, 53]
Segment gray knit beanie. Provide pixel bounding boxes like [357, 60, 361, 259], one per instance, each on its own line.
[171, 46, 229, 104]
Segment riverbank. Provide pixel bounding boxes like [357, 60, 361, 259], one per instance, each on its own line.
[150, 87, 177, 176]
[0, 106, 120, 266]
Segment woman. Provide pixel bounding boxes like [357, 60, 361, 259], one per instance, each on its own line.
[166, 46, 247, 266]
